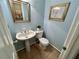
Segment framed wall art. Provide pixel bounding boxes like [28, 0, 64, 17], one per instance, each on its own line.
[49, 2, 70, 22]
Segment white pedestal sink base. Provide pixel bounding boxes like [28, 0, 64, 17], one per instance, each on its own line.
[25, 40, 30, 52]
[16, 30, 36, 52]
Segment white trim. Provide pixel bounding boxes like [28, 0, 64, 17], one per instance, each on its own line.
[16, 41, 37, 52]
[13, 40, 18, 44]
[16, 47, 25, 52]
[0, 4, 18, 59]
[59, 7, 79, 59]
[50, 43, 61, 53]
[16, 41, 61, 53]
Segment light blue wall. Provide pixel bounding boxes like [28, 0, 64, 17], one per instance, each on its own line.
[0, 0, 45, 50]
[44, 0, 79, 50]
[1, 0, 79, 51]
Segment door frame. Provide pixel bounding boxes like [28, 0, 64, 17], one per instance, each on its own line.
[0, 3, 18, 59]
[59, 6, 79, 59]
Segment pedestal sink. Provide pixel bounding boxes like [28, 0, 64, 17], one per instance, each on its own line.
[16, 30, 36, 52]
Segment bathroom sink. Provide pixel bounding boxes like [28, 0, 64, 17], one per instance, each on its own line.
[16, 30, 36, 40]
[16, 29, 36, 52]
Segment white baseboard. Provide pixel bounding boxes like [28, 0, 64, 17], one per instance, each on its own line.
[49, 43, 61, 53]
[16, 47, 25, 52]
[16, 41, 37, 52]
[16, 41, 61, 53]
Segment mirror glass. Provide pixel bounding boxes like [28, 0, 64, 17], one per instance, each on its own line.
[9, 1, 31, 23]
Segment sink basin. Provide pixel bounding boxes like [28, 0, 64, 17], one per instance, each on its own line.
[16, 29, 36, 52]
[16, 30, 36, 40]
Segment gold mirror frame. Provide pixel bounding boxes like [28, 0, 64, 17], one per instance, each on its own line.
[9, 0, 31, 23]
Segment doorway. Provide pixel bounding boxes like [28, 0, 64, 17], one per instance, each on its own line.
[59, 7, 79, 59]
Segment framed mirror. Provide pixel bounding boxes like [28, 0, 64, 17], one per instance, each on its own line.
[9, 0, 31, 23]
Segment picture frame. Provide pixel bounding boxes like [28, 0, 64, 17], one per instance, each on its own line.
[49, 3, 70, 22]
[8, 0, 31, 23]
